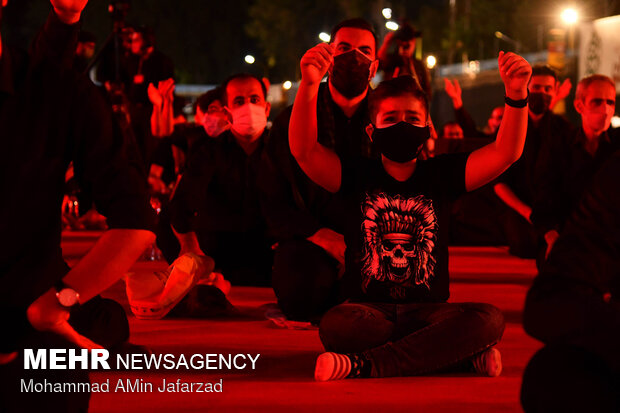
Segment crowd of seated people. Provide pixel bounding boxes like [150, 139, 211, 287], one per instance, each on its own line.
[1, 2, 618, 411]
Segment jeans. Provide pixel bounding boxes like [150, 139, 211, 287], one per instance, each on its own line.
[272, 239, 341, 322]
[319, 301, 505, 377]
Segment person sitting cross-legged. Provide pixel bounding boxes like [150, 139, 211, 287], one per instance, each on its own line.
[288, 46, 532, 380]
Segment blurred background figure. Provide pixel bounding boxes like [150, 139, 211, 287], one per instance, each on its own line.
[73, 30, 96, 73]
[378, 20, 431, 98]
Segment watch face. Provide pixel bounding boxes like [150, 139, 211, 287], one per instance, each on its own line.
[56, 288, 80, 307]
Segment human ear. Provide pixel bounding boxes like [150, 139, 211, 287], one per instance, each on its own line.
[573, 99, 584, 115]
[369, 59, 379, 80]
[365, 123, 374, 140]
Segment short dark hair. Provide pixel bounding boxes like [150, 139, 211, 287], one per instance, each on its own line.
[330, 18, 378, 51]
[368, 76, 429, 124]
[194, 87, 223, 113]
[221, 73, 267, 104]
[394, 21, 422, 41]
[575, 74, 615, 102]
[531, 65, 558, 81]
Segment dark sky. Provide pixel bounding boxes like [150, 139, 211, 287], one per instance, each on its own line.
[3, 0, 619, 84]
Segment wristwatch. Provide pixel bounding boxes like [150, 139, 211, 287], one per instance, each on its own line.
[54, 281, 81, 309]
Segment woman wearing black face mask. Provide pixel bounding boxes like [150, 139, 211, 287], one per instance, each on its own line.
[290, 49, 532, 381]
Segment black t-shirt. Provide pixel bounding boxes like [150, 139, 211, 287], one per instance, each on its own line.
[170, 130, 267, 236]
[339, 153, 469, 303]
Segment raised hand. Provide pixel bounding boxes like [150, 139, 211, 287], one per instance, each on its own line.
[443, 78, 463, 109]
[147, 83, 163, 106]
[498, 51, 531, 100]
[300, 43, 334, 86]
[556, 78, 572, 100]
[50, 0, 89, 24]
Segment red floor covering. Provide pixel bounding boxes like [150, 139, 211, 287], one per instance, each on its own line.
[61, 232, 542, 413]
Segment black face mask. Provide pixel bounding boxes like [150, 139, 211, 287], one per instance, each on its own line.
[528, 92, 552, 115]
[330, 49, 371, 99]
[372, 121, 430, 163]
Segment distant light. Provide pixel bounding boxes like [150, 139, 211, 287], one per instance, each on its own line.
[382, 8, 392, 19]
[318, 32, 331, 43]
[494, 31, 503, 39]
[561, 8, 578, 25]
[612, 116, 620, 128]
[386, 21, 399, 31]
[426, 55, 437, 69]
[468, 60, 481, 74]
[282, 80, 292, 90]
[244, 55, 255, 64]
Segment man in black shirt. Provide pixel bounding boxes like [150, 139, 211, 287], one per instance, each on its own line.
[289, 46, 531, 380]
[171, 73, 272, 287]
[0, 1, 155, 410]
[258, 18, 379, 322]
[494, 65, 574, 259]
[531, 74, 620, 258]
[521, 150, 620, 412]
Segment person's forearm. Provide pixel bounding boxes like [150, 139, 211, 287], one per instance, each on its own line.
[62, 229, 155, 303]
[150, 103, 162, 137]
[493, 94, 528, 164]
[494, 183, 531, 221]
[377, 41, 390, 62]
[289, 81, 321, 163]
[173, 229, 204, 256]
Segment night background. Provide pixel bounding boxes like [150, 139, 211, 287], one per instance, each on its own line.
[3, 0, 620, 84]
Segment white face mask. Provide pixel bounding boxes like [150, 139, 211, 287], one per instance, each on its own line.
[202, 114, 230, 138]
[230, 103, 267, 138]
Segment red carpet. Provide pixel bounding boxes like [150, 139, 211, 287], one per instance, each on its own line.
[61, 232, 542, 412]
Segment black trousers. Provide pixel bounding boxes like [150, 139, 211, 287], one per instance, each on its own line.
[521, 344, 620, 412]
[271, 239, 341, 323]
[319, 301, 505, 377]
[501, 208, 539, 259]
[0, 297, 129, 413]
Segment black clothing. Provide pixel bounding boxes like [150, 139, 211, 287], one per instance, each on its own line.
[338, 153, 469, 303]
[496, 111, 573, 258]
[271, 239, 342, 322]
[531, 127, 620, 235]
[123, 50, 174, 106]
[498, 111, 573, 206]
[524, 150, 620, 370]
[152, 125, 208, 264]
[259, 83, 376, 317]
[521, 344, 620, 412]
[171, 130, 272, 285]
[522, 150, 620, 410]
[259, 83, 375, 241]
[150, 124, 203, 185]
[0, 12, 154, 352]
[320, 301, 504, 377]
[317, 151, 506, 379]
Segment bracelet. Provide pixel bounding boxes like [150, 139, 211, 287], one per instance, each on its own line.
[504, 91, 529, 108]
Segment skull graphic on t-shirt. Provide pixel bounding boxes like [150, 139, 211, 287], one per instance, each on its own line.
[360, 193, 438, 298]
